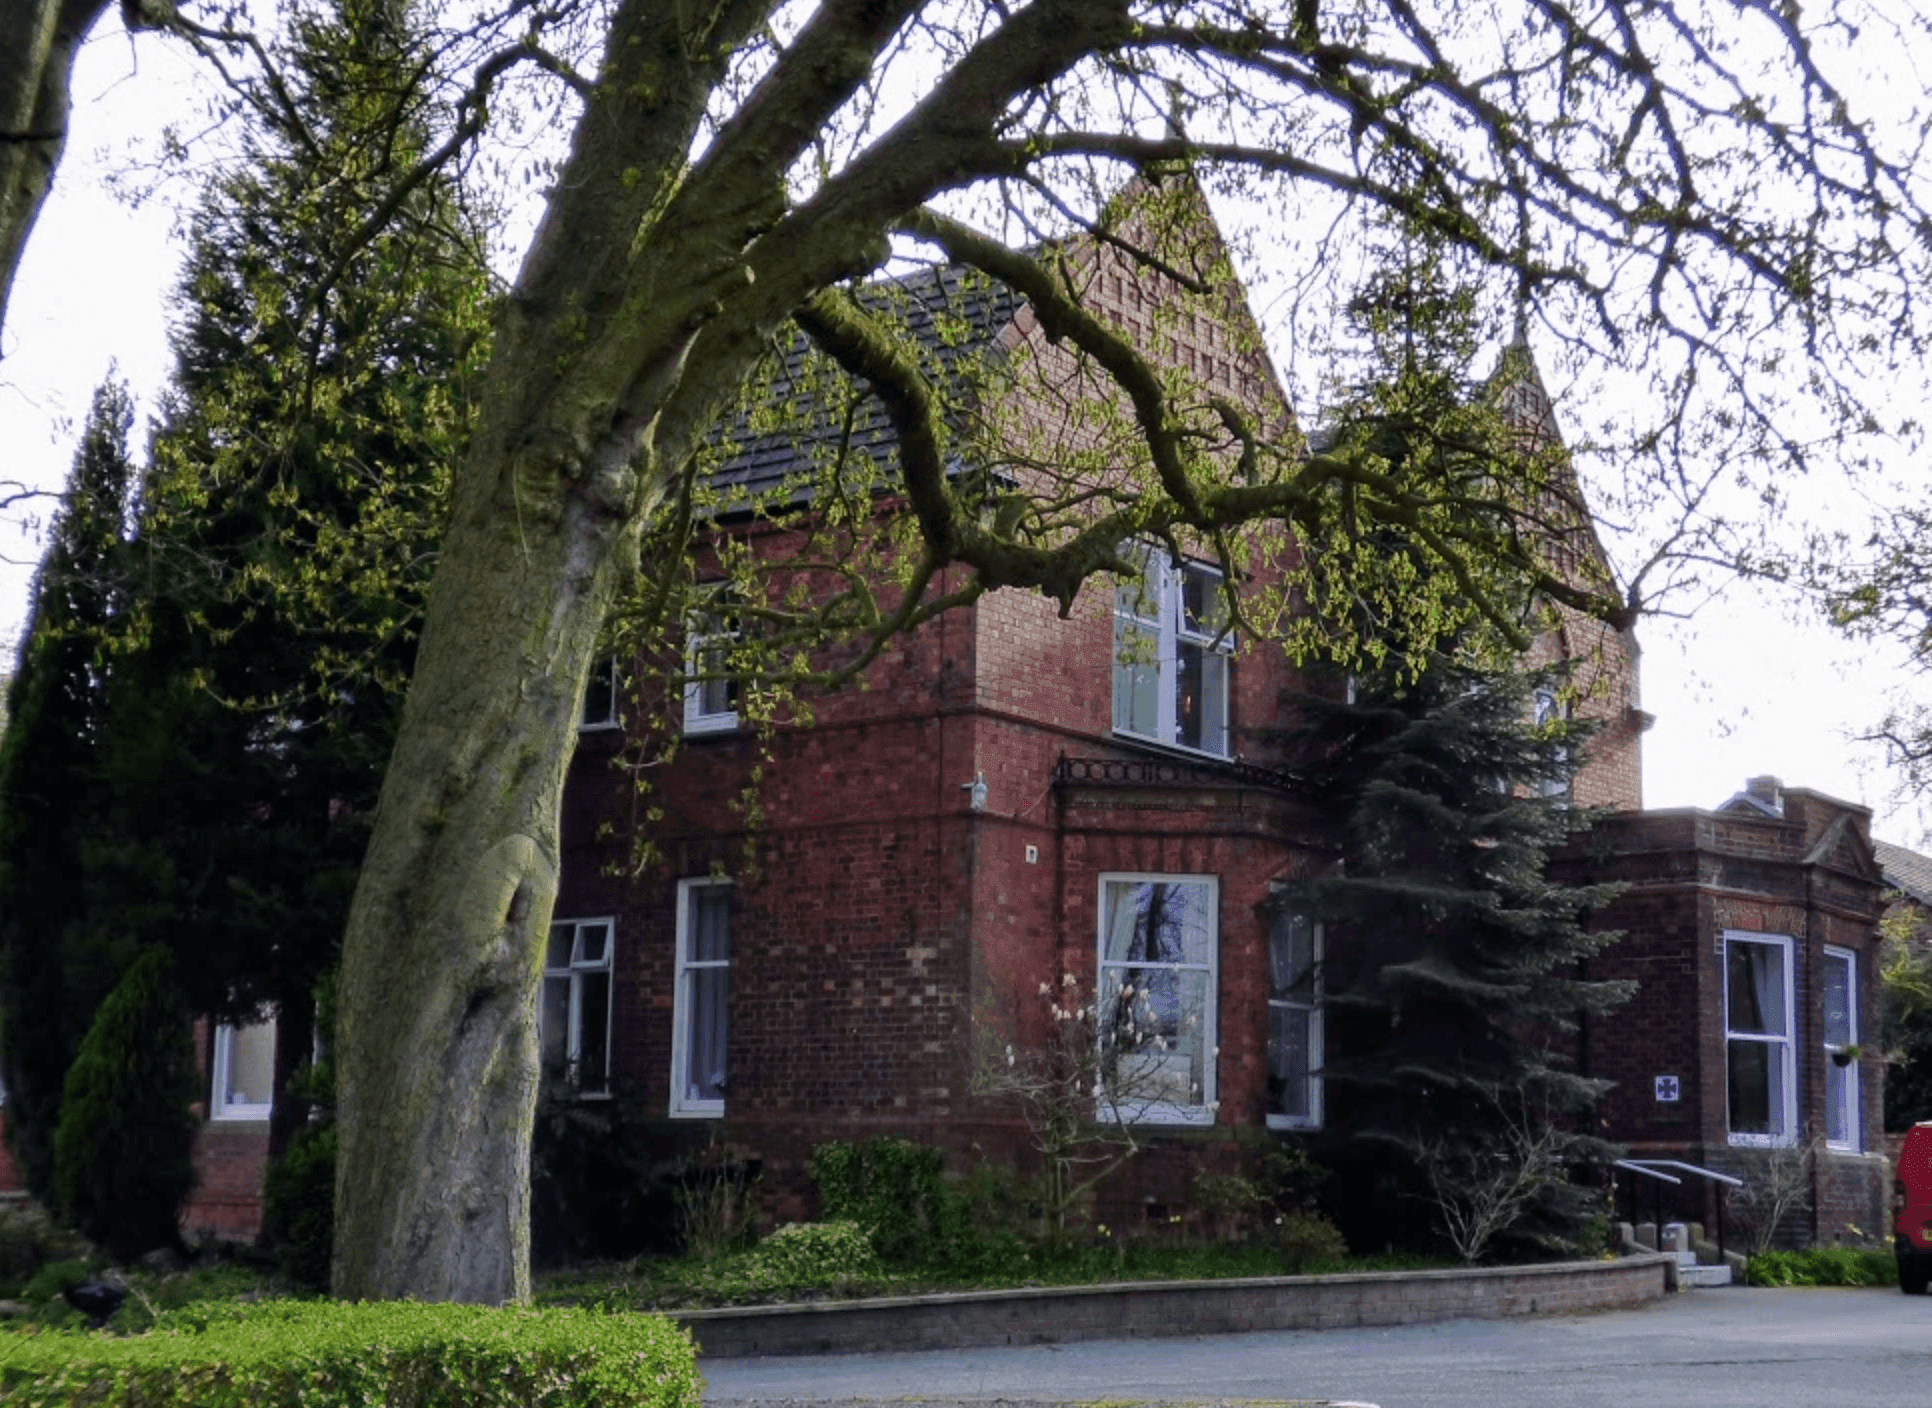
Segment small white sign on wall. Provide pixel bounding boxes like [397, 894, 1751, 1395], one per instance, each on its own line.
[1654, 1074, 1681, 1103]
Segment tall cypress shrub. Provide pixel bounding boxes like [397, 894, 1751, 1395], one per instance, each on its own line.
[0, 381, 138, 1204]
[52, 947, 198, 1260]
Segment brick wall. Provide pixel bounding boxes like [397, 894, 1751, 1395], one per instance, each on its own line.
[677, 1254, 1677, 1357]
[0, 1090, 271, 1241]
[183, 1122, 271, 1242]
[560, 603, 1337, 1215]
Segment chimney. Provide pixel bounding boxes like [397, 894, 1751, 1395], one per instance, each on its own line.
[1746, 775, 1783, 812]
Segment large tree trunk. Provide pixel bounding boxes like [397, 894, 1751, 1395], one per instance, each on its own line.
[330, 383, 657, 1302]
[327, 0, 810, 1302]
[0, 0, 107, 350]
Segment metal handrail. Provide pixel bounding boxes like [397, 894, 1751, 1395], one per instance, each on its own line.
[1613, 1159, 1738, 1265]
[1612, 1159, 1682, 1185]
[1622, 1158, 1744, 1189]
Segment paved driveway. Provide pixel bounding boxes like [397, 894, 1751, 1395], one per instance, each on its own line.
[701, 1285, 1932, 1408]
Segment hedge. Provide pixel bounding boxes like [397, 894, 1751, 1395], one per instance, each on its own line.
[0, 1298, 700, 1408]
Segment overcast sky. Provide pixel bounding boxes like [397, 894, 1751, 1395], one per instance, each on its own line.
[2, 16, 1926, 847]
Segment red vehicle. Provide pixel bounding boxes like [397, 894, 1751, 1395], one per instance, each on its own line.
[1896, 1122, 1932, 1294]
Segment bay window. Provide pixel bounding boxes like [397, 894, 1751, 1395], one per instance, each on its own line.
[1097, 874, 1217, 1123]
[1266, 909, 1322, 1130]
[1823, 945, 1859, 1151]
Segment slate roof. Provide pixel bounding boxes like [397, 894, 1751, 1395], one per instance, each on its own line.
[708, 264, 1021, 506]
[1876, 838, 1932, 906]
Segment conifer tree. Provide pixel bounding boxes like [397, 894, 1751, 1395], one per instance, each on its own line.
[1270, 233, 1631, 1258]
[52, 947, 198, 1261]
[1273, 655, 1630, 1257]
[98, 0, 489, 1127]
[0, 380, 139, 1204]
[0, 0, 488, 1233]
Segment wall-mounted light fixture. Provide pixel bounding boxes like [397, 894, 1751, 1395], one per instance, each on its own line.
[962, 771, 988, 813]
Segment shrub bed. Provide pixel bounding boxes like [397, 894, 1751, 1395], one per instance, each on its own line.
[0, 1299, 699, 1408]
[539, 1237, 1444, 1312]
[1743, 1246, 1895, 1287]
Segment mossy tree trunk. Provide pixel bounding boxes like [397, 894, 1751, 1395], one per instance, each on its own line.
[0, 0, 107, 346]
[329, 0, 1137, 1307]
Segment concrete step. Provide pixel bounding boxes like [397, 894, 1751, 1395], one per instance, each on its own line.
[1680, 1264, 1733, 1288]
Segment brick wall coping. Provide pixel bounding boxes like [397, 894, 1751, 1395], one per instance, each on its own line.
[675, 1253, 1677, 1358]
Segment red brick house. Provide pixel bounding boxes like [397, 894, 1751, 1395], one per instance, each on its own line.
[3, 193, 1885, 1256]
[547, 210, 1653, 1229]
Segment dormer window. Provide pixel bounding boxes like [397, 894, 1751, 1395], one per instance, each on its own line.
[1112, 547, 1232, 757]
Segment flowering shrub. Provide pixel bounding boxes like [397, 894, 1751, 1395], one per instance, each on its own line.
[650, 1220, 889, 1304]
[1272, 1210, 1351, 1272]
[973, 973, 1173, 1245]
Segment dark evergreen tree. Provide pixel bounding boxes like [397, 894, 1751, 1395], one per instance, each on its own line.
[1273, 655, 1629, 1258]
[259, 975, 337, 1287]
[52, 947, 198, 1261]
[93, 0, 489, 1159]
[0, 380, 139, 1205]
[1269, 227, 1635, 1259]
[0, 0, 487, 1246]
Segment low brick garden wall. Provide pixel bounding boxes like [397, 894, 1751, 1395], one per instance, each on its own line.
[677, 1252, 1677, 1358]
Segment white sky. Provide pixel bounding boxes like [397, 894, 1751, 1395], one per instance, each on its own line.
[2, 16, 1926, 848]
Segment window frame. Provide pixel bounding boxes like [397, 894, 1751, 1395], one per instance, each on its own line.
[210, 1017, 276, 1122]
[670, 877, 732, 1118]
[580, 654, 621, 732]
[1723, 929, 1797, 1148]
[1265, 909, 1323, 1132]
[1095, 872, 1219, 1126]
[542, 917, 616, 1096]
[1822, 944, 1860, 1152]
[1531, 686, 1572, 800]
[683, 590, 741, 736]
[1112, 547, 1234, 759]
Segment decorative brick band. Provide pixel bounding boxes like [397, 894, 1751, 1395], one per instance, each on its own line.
[676, 1254, 1677, 1359]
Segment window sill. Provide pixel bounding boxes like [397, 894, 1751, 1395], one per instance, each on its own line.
[1266, 1114, 1321, 1132]
[1101, 1104, 1216, 1128]
[578, 719, 621, 734]
[1110, 730, 1235, 766]
[670, 1104, 725, 1120]
[1726, 1132, 1797, 1149]
[683, 716, 739, 737]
